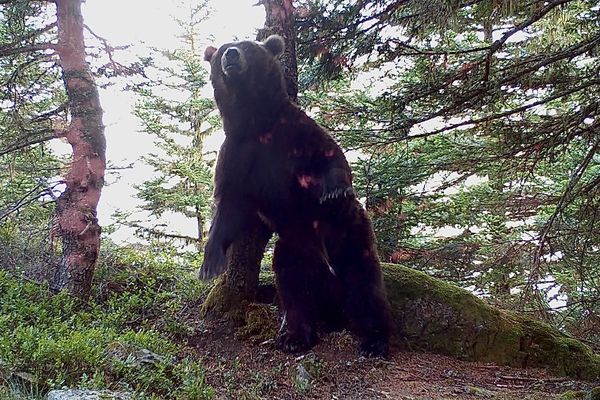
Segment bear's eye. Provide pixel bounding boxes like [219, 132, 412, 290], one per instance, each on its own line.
[241, 43, 259, 54]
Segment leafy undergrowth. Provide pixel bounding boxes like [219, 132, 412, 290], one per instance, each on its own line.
[0, 245, 214, 399]
[0, 245, 598, 400]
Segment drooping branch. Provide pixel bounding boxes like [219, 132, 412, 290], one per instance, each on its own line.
[0, 181, 62, 222]
[482, 0, 573, 81]
[0, 130, 57, 157]
[527, 136, 600, 290]
[0, 42, 57, 58]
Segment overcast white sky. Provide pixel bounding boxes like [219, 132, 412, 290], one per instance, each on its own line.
[73, 0, 265, 243]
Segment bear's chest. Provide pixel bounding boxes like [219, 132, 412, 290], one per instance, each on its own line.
[218, 134, 296, 201]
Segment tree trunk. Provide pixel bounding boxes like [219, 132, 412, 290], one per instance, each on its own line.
[201, 220, 271, 321]
[382, 264, 599, 380]
[257, 0, 298, 103]
[201, 0, 297, 318]
[50, 0, 106, 300]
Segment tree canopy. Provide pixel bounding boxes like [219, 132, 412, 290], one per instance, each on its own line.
[121, 2, 216, 247]
[296, 0, 600, 343]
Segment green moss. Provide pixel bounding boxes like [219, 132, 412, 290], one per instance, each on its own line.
[560, 391, 586, 400]
[382, 264, 600, 380]
[235, 304, 278, 344]
[200, 275, 246, 323]
[557, 389, 600, 400]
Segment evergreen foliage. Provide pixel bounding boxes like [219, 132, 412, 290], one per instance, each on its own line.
[296, 0, 600, 343]
[0, 1, 64, 230]
[123, 2, 216, 247]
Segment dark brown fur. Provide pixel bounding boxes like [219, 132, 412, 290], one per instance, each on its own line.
[200, 35, 391, 357]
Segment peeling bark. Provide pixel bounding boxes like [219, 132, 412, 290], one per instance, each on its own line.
[50, 0, 106, 300]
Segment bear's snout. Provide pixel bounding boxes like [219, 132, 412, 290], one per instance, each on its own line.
[221, 47, 245, 75]
[225, 47, 240, 62]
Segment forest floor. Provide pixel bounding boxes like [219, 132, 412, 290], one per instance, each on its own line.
[186, 314, 597, 400]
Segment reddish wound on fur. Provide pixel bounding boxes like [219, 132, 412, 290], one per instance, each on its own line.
[259, 132, 273, 144]
[313, 220, 319, 229]
[298, 175, 314, 188]
[324, 149, 335, 157]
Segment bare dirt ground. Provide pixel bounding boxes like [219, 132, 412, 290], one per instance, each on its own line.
[187, 317, 596, 400]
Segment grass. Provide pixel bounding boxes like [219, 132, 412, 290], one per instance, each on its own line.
[0, 244, 214, 399]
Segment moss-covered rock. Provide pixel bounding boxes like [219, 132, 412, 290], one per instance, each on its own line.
[383, 264, 600, 380]
[216, 262, 599, 380]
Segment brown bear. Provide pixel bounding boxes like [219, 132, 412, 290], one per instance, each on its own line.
[200, 35, 391, 357]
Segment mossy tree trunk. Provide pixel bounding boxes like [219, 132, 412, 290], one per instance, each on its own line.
[201, 0, 297, 319]
[201, 220, 271, 321]
[383, 264, 599, 380]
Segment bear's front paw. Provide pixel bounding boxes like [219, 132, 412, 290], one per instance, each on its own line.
[198, 242, 227, 280]
[318, 167, 354, 204]
[359, 337, 389, 358]
[275, 329, 318, 354]
[319, 187, 354, 203]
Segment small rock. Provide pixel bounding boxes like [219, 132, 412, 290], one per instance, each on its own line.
[461, 385, 496, 398]
[46, 389, 132, 400]
[296, 364, 312, 383]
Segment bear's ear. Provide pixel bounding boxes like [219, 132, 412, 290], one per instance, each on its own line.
[263, 35, 284, 57]
[204, 46, 217, 62]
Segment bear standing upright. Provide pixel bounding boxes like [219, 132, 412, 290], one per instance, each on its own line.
[200, 35, 391, 357]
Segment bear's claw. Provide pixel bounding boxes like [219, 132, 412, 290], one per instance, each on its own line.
[319, 187, 354, 204]
[275, 329, 318, 354]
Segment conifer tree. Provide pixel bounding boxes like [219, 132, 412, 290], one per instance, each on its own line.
[127, 1, 215, 247]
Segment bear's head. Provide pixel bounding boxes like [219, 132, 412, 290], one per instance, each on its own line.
[204, 35, 287, 116]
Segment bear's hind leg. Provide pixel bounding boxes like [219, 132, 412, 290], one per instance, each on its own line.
[273, 237, 325, 354]
[338, 211, 392, 358]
